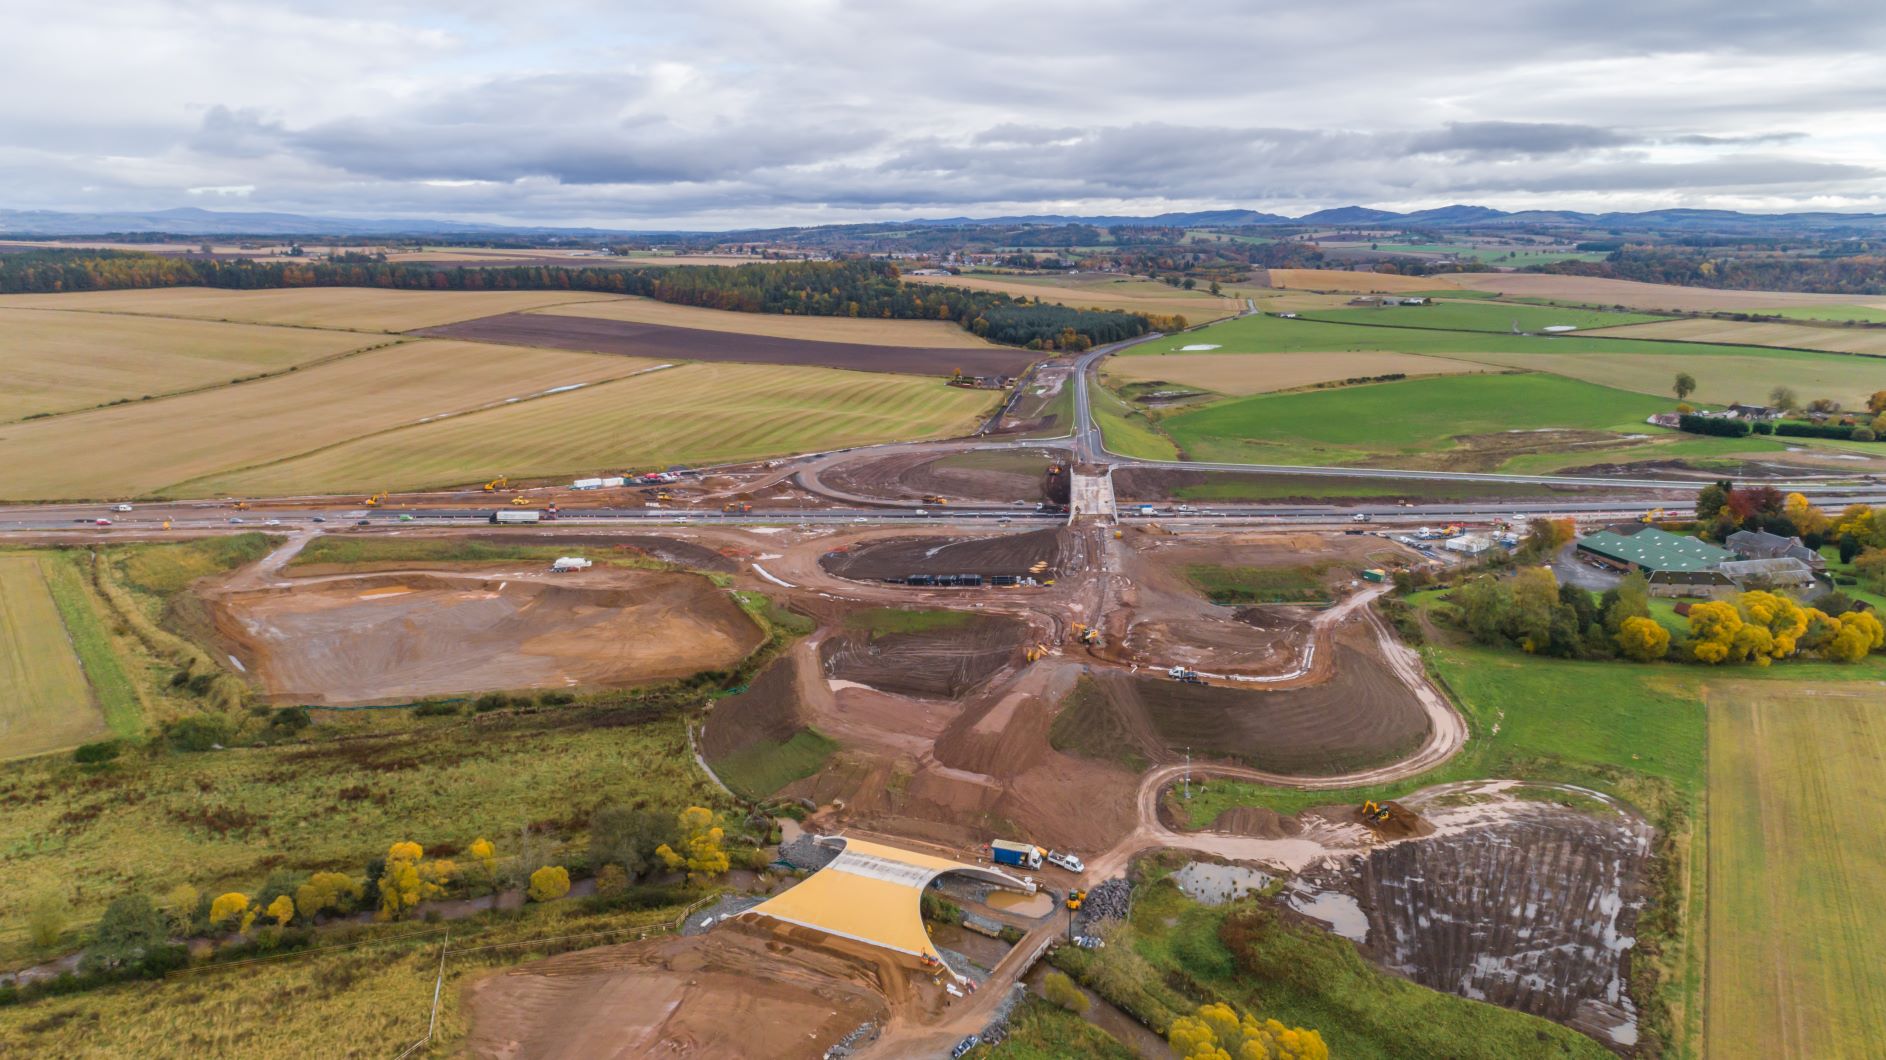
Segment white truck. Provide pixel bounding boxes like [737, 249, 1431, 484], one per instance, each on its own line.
[551, 557, 592, 573]
[1046, 851, 1084, 873]
[491, 510, 541, 524]
[1351, 512, 1371, 523]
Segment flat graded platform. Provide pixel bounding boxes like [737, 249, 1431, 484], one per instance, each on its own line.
[210, 569, 763, 705]
[819, 527, 1066, 581]
[462, 929, 887, 1060]
[416, 312, 1037, 378]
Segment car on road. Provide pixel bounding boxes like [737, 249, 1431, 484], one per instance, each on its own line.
[1047, 851, 1084, 873]
[311, 516, 326, 523]
[397, 514, 415, 521]
[264, 519, 281, 526]
[93, 518, 112, 526]
[228, 517, 244, 524]
[111, 504, 133, 512]
[952, 1036, 980, 1058]
[355, 519, 371, 526]
[913, 508, 928, 516]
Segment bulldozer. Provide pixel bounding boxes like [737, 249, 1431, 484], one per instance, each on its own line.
[483, 475, 508, 493]
[510, 496, 533, 507]
[921, 495, 949, 505]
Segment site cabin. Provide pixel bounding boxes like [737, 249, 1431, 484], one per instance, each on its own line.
[1361, 568, 1388, 583]
[550, 557, 592, 572]
[491, 510, 541, 524]
[990, 839, 1043, 870]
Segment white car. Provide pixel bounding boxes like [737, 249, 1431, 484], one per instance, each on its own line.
[1047, 851, 1084, 873]
[111, 504, 133, 512]
[913, 508, 928, 516]
[264, 519, 282, 526]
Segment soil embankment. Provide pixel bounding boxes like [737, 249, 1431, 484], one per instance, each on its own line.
[820, 613, 1028, 698]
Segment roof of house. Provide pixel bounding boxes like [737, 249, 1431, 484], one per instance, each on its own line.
[1576, 527, 1734, 572]
[1725, 529, 1823, 565]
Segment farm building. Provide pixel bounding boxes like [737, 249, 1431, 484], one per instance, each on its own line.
[1715, 557, 1823, 593]
[1444, 533, 1495, 556]
[1725, 529, 1825, 569]
[1575, 528, 1735, 595]
[1724, 403, 1783, 421]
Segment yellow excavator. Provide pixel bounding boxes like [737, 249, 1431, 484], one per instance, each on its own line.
[364, 491, 387, 507]
[1072, 622, 1101, 646]
[483, 475, 508, 492]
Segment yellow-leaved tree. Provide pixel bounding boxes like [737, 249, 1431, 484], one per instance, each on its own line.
[209, 892, 254, 934]
[1823, 610, 1886, 662]
[1615, 615, 1670, 662]
[1738, 590, 1809, 657]
[527, 865, 571, 902]
[1783, 493, 1829, 538]
[469, 837, 498, 874]
[1687, 601, 1743, 664]
[656, 807, 730, 884]
[295, 871, 363, 921]
[1168, 1001, 1328, 1060]
[266, 894, 295, 928]
[377, 841, 455, 920]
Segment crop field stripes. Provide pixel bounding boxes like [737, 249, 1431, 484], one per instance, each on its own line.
[0, 553, 111, 758]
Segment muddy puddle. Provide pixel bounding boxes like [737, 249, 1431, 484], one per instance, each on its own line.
[1170, 862, 1272, 905]
[985, 891, 1054, 917]
[1283, 885, 1367, 943]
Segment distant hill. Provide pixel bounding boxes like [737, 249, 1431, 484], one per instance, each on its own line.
[7, 203, 1886, 240]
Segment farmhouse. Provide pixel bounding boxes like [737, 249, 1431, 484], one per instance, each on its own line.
[1715, 557, 1823, 593]
[1725, 403, 1783, 421]
[1725, 529, 1825, 569]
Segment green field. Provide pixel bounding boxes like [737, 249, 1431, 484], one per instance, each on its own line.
[0, 553, 110, 758]
[1299, 300, 1664, 333]
[1450, 345, 1886, 412]
[711, 727, 839, 800]
[1157, 372, 1672, 467]
[1183, 563, 1331, 604]
[197, 362, 998, 496]
[1091, 378, 1182, 460]
[1139, 472, 1565, 503]
[1708, 684, 1886, 1059]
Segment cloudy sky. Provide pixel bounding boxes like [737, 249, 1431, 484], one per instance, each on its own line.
[6, 0, 1885, 228]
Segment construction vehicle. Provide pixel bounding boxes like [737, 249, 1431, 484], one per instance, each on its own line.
[1641, 508, 1665, 524]
[922, 495, 948, 505]
[491, 510, 541, 525]
[1072, 623, 1101, 646]
[511, 496, 533, 506]
[655, 490, 674, 502]
[231, 501, 250, 510]
[1360, 800, 1393, 824]
[161, 518, 172, 531]
[365, 491, 387, 507]
[1359, 799, 1418, 832]
[723, 502, 752, 513]
[482, 475, 508, 492]
[1065, 888, 1086, 911]
[1167, 666, 1203, 684]
[1024, 643, 1051, 663]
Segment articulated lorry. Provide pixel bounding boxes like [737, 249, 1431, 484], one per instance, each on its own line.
[991, 839, 1043, 870]
[491, 510, 541, 524]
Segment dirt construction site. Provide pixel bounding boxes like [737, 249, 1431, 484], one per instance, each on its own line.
[126, 511, 1653, 1055]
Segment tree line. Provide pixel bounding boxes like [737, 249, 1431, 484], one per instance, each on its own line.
[0, 249, 1151, 350]
[1531, 249, 1886, 295]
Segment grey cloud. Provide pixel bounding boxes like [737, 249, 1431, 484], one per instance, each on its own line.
[1406, 122, 1636, 156]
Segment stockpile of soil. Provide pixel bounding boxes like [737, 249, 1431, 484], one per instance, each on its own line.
[1076, 646, 1431, 775]
[419, 313, 1034, 378]
[1351, 801, 1655, 1048]
[820, 614, 1026, 698]
[700, 655, 804, 760]
[820, 449, 1068, 505]
[211, 570, 763, 705]
[820, 528, 1065, 582]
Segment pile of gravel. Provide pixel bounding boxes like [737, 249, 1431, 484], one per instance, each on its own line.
[1081, 877, 1132, 922]
[822, 1020, 878, 1059]
[777, 834, 841, 872]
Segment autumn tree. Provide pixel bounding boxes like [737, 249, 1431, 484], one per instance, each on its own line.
[1672, 372, 1696, 401]
[590, 805, 677, 879]
[1168, 1001, 1329, 1060]
[377, 841, 455, 920]
[28, 893, 67, 951]
[265, 895, 296, 929]
[656, 806, 731, 883]
[162, 884, 199, 935]
[1822, 610, 1886, 662]
[1783, 492, 1830, 539]
[1770, 386, 1799, 413]
[1615, 616, 1670, 661]
[1868, 390, 1886, 416]
[209, 892, 255, 934]
[294, 872, 363, 921]
[469, 837, 498, 875]
[527, 866, 572, 903]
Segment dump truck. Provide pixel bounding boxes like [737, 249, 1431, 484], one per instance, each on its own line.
[991, 839, 1043, 870]
[491, 510, 541, 524]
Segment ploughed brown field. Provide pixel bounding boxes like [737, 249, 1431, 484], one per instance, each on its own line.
[416, 312, 1037, 378]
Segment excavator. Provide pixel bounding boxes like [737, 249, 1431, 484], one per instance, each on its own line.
[483, 475, 509, 493]
[1360, 800, 1393, 824]
[1072, 622, 1101, 647]
[364, 491, 387, 508]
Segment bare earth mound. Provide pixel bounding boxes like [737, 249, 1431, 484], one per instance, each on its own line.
[1073, 645, 1430, 775]
[463, 929, 887, 1060]
[417, 313, 1035, 378]
[820, 528, 1065, 581]
[211, 569, 762, 705]
[821, 614, 1027, 698]
[700, 654, 805, 760]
